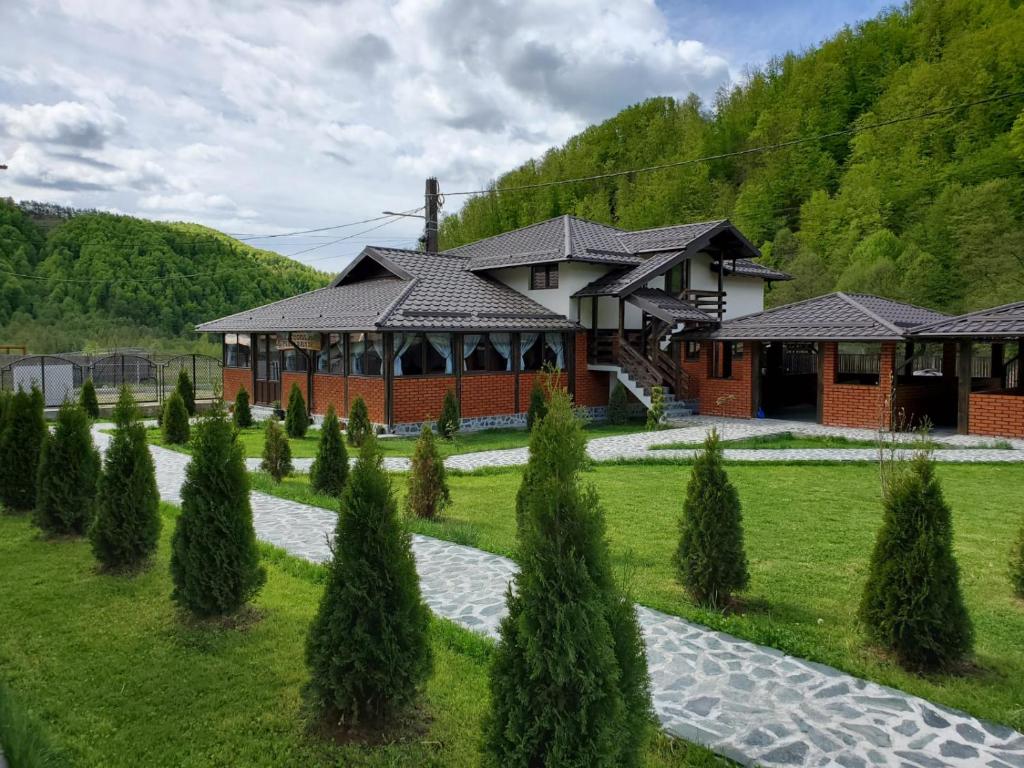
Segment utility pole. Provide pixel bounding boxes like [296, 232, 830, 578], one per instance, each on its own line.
[424, 177, 439, 253]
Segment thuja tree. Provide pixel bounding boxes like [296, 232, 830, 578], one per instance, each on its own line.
[260, 418, 293, 482]
[526, 379, 547, 431]
[347, 396, 371, 447]
[405, 423, 449, 519]
[233, 387, 253, 429]
[645, 385, 665, 431]
[285, 382, 308, 438]
[438, 389, 460, 439]
[607, 381, 629, 425]
[79, 378, 100, 419]
[485, 387, 652, 768]
[162, 391, 190, 445]
[1011, 520, 1024, 599]
[859, 452, 973, 670]
[90, 387, 160, 570]
[35, 402, 100, 536]
[674, 429, 749, 609]
[310, 405, 348, 497]
[306, 434, 432, 724]
[0, 387, 47, 513]
[170, 404, 266, 616]
[176, 369, 196, 416]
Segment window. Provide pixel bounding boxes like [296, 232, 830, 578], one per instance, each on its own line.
[394, 333, 454, 376]
[732, 341, 744, 359]
[463, 333, 512, 372]
[521, 332, 566, 372]
[836, 342, 881, 385]
[347, 332, 383, 376]
[224, 333, 251, 368]
[282, 346, 307, 372]
[711, 341, 733, 379]
[316, 333, 344, 375]
[530, 263, 559, 290]
[685, 341, 701, 361]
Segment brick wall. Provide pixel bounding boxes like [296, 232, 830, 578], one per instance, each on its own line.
[891, 379, 956, 429]
[821, 342, 895, 429]
[222, 367, 251, 404]
[393, 376, 456, 424]
[574, 332, 609, 407]
[461, 374, 515, 417]
[969, 392, 1024, 437]
[689, 341, 754, 418]
[312, 374, 344, 417]
[280, 372, 306, 408]
[518, 371, 567, 412]
[348, 377, 386, 424]
[680, 349, 703, 400]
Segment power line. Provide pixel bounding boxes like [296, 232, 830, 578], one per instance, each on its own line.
[229, 208, 421, 241]
[436, 90, 1024, 198]
[286, 210, 418, 259]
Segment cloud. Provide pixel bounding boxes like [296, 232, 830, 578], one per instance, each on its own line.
[139, 191, 259, 219]
[7, 144, 168, 193]
[0, 100, 124, 148]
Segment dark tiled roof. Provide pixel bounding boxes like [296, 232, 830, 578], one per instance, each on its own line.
[616, 220, 724, 253]
[715, 258, 792, 281]
[690, 292, 948, 341]
[196, 247, 576, 333]
[626, 288, 714, 324]
[912, 300, 1024, 338]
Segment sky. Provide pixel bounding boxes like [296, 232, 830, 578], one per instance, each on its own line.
[0, 0, 893, 270]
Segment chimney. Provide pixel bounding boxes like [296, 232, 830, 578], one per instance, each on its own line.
[424, 177, 439, 253]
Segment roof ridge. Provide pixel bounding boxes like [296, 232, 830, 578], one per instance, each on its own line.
[564, 214, 572, 258]
[374, 277, 419, 327]
[619, 218, 727, 237]
[443, 215, 566, 254]
[911, 298, 1024, 332]
[718, 291, 846, 325]
[836, 291, 904, 335]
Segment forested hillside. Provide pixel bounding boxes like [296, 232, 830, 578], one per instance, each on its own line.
[0, 200, 327, 352]
[439, 0, 1024, 313]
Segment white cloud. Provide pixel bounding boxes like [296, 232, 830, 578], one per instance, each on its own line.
[0, 100, 124, 148]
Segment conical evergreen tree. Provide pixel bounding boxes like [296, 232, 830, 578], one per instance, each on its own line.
[1011, 519, 1024, 599]
[306, 434, 432, 724]
[176, 369, 196, 416]
[310, 405, 348, 496]
[438, 389, 460, 439]
[607, 381, 629, 425]
[162, 391, 190, 445]
[285, 382, 308, 438]
[233, 386, 253, 429]
[35, 402, 100, 536]
[0, 387, 47, 513]
[859, 452, 974, 669]
[645, 385, 666, 431]
[484, 387, 651, 768]
[405, 423, 449, 519]
[675, 429, 750, 609]
[526, 379, 547, 431]
[260, 418, 293, 482]
[90, 387, 160, 570]
[346, 396, 371, 447]
[170, 403, 266, 617]
[79, 378, 100, 419]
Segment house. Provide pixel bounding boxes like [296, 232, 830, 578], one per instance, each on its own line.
[196, 215, 787, 433]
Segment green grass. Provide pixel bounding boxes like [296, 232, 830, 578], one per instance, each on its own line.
[254, 463, 1024, 731]
[650, 432, 951, 451]
[0, 507, 728, 767]
[0, 683, 65, 767]
[140, 420, 647, 460]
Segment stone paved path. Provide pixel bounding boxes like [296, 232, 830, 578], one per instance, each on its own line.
[94, 425, 1024, 768]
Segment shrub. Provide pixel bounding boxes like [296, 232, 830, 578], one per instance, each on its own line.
[170, 403, 266, 617]
[233, 387, 252, 429]
[285, 382, 308, 438]
[859, 452, 974, 670]
[607, 381, 629, 425]
[438, 388, 460, 439]
[260, 418, 293, 482]
[526, 379, 547, 431]
[161, 391, 190, 445]
[310, 405, 348, 497]
[306, 434, 432, 724]
[35, 402, 100, 536]
[645, 385, 665, 431]
[1011, 520, 1024, 599]
[674, 429, 749, 609]
[90, 387, 160, 570]
[346, 396, 371, 447]
[484, 387, 651, 767]
[79, 378, 100, 419]
[405, 423, 450, 519]
[0, 387, 47, 513]
[176, 369, 196, 416]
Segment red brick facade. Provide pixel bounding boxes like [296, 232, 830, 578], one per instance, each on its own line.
[682, 341, 755, 418]
[574, 333, 610, 408]
[222, 367, 251, 405]
[461, 374, 515, 417]
[820, 342, 895, 429]
[393, 376, 456, 424]
[346, 376, 386, 424]
[969, 392, 1024, 437]
[312, 374, 345, 417]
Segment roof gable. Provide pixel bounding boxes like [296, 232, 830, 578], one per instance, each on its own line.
[912, 300, 1024, 338]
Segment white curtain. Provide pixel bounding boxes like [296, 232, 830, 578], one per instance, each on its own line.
[462, 334, 482, 371]
[349, 335, 366, 374]
[393, 333, 418, 376]
[519, 332, 539, 370]
[490, 332, 513, 371]
[427, 333, 454, 374]
[546, 332, 565, 369]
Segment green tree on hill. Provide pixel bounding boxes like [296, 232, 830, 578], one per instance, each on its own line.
[310, 405, 348, 497]
[35, 402, 100, 536]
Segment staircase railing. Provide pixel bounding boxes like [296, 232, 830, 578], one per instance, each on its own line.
[618, 342, 665, 393]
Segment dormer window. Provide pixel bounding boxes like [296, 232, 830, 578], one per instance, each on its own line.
[530, 263, 559, 290]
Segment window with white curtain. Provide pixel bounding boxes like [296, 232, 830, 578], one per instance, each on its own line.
[463, 333, 511, 372]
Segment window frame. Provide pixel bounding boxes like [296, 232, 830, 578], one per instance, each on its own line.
[530, 263, 559, 290]
[223, 332, 252, 369]
[315, 333, 345, 376]
[710, 341, 733, 380]
[346, 331, 383, 377]
[462, 333, 512, 374]
[520, 332, 567, 372]
[685, 341, 701, 361]
[835, 342, 882, 386]
[394, 332, 454, 378]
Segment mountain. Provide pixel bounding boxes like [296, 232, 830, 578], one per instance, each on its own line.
[0, 199, 328, 353]
[439, 0, 1024, 314]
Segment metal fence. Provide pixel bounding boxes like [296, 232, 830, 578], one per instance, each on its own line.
[0, 352, 222, 408]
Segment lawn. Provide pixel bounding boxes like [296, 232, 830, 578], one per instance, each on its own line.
[252, 462, 1024, 731]
[140, 419, 646, 460]
[648, 432, 1001, 451]
[0, 508, 726, 768]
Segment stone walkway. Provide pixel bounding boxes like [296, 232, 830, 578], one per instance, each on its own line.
[93, 424, 1024, 768]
